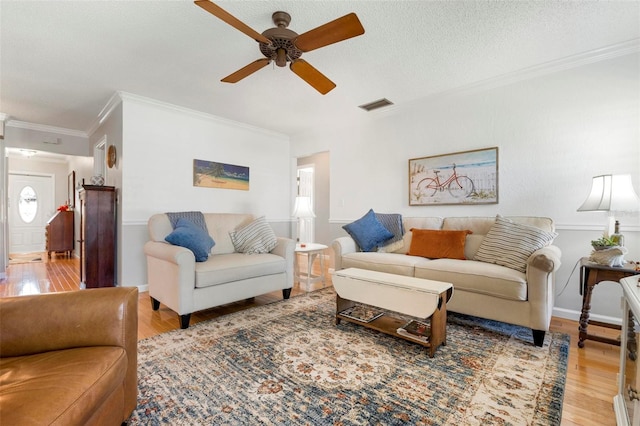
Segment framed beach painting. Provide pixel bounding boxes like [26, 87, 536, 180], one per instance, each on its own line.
[193, 159, 250, 191]
[409, 147, 498, 206]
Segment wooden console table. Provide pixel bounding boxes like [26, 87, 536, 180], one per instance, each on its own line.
[578, 257, 640, 349]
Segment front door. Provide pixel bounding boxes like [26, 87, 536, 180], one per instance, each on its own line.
[8, 173, 54, 253]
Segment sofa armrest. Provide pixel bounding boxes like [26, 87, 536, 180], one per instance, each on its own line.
[271, 237, 295, 288]
[0, 287, 139, 418]
[525, 244, 562, 331]
[332, 236, 358, 270]
[144, 240, 196, 266]
[144, 240, 197, 315]
[271, 237, 295, 259]
[0, 287, 138, 357]
[527, 245, 562, 273]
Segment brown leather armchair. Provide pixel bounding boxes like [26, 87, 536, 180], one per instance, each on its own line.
[0, 287, 138, 425]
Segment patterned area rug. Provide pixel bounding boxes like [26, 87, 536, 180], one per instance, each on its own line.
[130, 288, 568, 425]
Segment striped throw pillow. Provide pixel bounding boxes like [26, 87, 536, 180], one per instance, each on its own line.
[474, 216, 557, 273]
[229, 216, 278, 254]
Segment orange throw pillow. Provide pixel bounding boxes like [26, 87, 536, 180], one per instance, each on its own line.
[407, 229, 473, 260]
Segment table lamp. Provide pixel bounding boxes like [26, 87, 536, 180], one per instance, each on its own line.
[577, 173, 640, 240]
[292, 196, 315, 245]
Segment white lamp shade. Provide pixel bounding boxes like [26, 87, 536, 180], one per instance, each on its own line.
[577, 174, 640, 212]
[292, 196, 316, 218]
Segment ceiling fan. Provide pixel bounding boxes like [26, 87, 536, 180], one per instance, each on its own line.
[194, 0, 365, 95]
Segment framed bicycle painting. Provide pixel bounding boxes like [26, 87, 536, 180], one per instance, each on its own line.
[409, 147, 498, 206]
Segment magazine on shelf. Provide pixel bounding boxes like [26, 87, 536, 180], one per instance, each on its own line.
[339, 305, 384, 323]
[396, 320, 431, 342]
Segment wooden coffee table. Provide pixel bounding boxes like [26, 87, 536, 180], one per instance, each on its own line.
[332, 268, 453, 357]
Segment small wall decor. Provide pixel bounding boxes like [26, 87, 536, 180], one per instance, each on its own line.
[409, 147, 498, 206]
[107, 145, 117, 168]
[193, 159, 250, 191]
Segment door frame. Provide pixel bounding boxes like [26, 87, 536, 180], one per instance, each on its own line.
[8, 171, 56, 253]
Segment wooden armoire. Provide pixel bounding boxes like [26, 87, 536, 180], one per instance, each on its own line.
[45, 210, 74, 258]
[79, 185, 116, 288]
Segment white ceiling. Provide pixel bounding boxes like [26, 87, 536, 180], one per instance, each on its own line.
[1, 1, 639, 137]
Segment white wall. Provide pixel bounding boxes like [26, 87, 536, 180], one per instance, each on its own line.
[117, 94, 291, 288]
[291, 52, 640, 322]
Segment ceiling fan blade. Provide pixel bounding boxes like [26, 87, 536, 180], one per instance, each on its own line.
[290, 59, 336, 95]
[294, 13, 365, 52]
[221, 59, 271, 83]
[194, 0, 272, 45]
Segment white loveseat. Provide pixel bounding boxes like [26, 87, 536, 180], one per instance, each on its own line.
[332, 216, 561, 346]
[144, 213, 295, 328]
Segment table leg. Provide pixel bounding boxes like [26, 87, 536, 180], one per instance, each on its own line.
[294, 252, 300, 285]
[306, 252, 313, 291]
[578, 271, 596, 348]
[319, 251, 326, 287]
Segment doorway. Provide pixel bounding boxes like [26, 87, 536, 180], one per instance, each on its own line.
[296, 165, 315, 243]
[296, 151, 330, 245]
[8, 173, 54, 253]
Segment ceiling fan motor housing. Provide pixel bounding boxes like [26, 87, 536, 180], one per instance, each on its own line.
[259, 11, 302, 67]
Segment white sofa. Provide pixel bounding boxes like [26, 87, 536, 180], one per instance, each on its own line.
[332, 216, 561, 346]
[144, 213, 295, 328]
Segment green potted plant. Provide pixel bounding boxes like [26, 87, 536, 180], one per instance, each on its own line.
[591, 236, 619, 251]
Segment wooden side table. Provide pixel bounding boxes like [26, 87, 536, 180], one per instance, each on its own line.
[295, 243, 328, 291]
[578, 257, 640, 349]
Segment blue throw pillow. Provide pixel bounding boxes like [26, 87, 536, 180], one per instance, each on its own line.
[165, 218, 215, 262]
[342, 209, 394, 252]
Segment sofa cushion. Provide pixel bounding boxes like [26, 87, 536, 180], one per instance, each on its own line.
[165, 218, 215, 262]
[229, 216, 278, 254]
[204, 214, 254, 255]
[395, 217, 444, 254]
[0, 346, 127, 426]
[407, 229, 472, 260]
[415, 258, 527, 301]
[342, 252, 422, 276]
[342, 209, 394, 252]
[375, 212, 405, 253]
[474, 215, 557, 273]
[195, 253, 286, 288]
[166, 211, 208, 232]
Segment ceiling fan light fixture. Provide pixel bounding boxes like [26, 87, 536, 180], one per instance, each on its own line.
[358, 98, 394, 111]
[275, 48, 287, 67]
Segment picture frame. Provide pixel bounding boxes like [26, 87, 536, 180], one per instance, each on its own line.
[193, 159, 250, 191]
[67, 171, 76, 208]
[409, 147, 498, 206]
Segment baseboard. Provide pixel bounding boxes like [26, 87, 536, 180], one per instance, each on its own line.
[552, 306, 622, 325]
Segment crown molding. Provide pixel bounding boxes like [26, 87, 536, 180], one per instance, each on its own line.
[399, 38, 640, 109]
[92, 91, 288, 139]
[86, 91, 123, 136]
[6, 120, 87, 138]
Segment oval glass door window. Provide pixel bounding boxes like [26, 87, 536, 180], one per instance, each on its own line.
[18, 185, 38, 223]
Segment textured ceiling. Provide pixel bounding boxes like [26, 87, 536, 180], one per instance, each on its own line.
[1, 1, 639, 137]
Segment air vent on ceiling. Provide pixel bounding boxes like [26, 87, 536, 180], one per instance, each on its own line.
[358, 98, 394, 112]
[43, 138, 62, 145]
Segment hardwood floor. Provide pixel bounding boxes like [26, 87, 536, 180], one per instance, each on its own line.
[0, 252, 620, 425]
